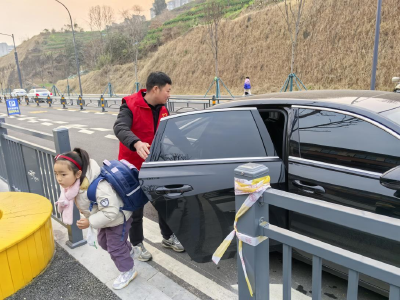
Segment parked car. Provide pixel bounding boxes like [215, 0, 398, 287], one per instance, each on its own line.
[27, 88, 52, 102]
[139, 90, 400, 296]
[10, 89, 27, 98]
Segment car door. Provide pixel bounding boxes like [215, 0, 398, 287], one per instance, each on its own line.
[140, 108, 287, 263]
[288, 106, 400, 293]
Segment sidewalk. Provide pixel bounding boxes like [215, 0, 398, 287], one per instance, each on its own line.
[0, 179, 311, 300]
[52, 219, 200, 300]
[0, 179, 8, 192]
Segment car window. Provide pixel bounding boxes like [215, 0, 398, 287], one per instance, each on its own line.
[291, 108, 400, 173]
[154, 110, 267, 161]
[37, 89, 48, 92]
[29, 90, 33, 93]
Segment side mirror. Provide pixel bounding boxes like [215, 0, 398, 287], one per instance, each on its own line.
[380, 166, 400, 190]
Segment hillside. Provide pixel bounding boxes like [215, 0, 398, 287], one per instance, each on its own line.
[3, 0, 400, 95]
[55, 0, 400, 95]
[0, 31, 100, 89]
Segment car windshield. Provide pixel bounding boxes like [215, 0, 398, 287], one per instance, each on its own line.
[37, 89, 48, 92]
[381, 107, 400, 126]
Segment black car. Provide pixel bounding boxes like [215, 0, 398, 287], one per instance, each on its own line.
[139, 90, 400, 295]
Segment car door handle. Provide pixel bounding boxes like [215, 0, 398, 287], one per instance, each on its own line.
[155, 185, 193, 195]
[292, 180, 325, 194]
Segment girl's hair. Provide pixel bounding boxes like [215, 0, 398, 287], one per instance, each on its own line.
[54, 147, 90, 183]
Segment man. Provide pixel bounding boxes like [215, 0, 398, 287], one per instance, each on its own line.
[114, 72, 184, 262]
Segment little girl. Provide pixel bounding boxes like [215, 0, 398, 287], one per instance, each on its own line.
[54, 148, 136, 290]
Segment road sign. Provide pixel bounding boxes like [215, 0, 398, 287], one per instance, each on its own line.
[6, 98, 21, 116]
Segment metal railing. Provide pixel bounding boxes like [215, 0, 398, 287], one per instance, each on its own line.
[0, 94, 228, 113]
[235, 164, 400, 300]
[0, 118, 86, 249]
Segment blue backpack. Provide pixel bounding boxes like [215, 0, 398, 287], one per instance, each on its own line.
[87, 159, 147, 239]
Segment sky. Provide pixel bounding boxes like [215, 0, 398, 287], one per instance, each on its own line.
[0, 0, 154, 46]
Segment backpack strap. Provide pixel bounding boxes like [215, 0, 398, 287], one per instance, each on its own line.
[120, 207, 127, 242]
[87, 176, 103, 211]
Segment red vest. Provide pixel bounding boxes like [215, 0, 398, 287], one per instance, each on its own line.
[118, 89, 169, 170]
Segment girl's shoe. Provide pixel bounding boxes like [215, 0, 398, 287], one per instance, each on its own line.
[112, 268, 138, 290]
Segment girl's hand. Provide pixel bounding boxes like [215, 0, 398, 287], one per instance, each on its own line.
[76, 218, 90, 229]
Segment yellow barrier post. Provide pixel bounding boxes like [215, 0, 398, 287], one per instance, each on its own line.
[0, 193, 54, 299]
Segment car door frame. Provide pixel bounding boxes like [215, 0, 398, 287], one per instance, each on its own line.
[140, 107, 289, 261]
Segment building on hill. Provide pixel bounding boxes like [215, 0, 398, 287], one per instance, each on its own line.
[150, 0, 193, 19]
[112, 14, 146, 29]
[0, 43, 12, 57]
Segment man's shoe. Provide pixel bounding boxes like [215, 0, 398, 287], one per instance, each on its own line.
[132, 242, 152, 262]
[112, 267, 138, 290]
[162, 234, 185, 252]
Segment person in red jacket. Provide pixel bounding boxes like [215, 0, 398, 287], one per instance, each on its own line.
[113, 72, 184, 262]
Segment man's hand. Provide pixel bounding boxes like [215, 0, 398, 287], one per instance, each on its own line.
[77, 218, 90, 230]
[134, 141, 151, 160]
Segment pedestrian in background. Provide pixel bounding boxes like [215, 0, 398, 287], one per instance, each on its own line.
[243, 77, 251, 96]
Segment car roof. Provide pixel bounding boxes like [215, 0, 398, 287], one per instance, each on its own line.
[213, 90, 400, 132]
[217, 90, 399, 112]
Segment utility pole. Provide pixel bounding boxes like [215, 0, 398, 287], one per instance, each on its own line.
[370, 0, 382, 90]
[55, 0, 83, 96]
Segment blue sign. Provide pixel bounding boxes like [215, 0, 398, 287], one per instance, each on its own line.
[6, 98, 21, 116]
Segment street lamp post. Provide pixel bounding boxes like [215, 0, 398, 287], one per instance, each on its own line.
[55, 0, 83, 96]
[370, 0, 383, 90]
[0, 33, 23, 89]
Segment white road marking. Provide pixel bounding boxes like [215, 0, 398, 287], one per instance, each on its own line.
[112, 113, 118, 116]
[16, 114, 27, 117]
[142, 217, 236, 300]
[57, 124, 87, 129]
[142, 217, 311, 300]
[91, 128, 112, 131]
[42, 122, 53, 126]
[80, 111, 91, 113]
[95, 112, 105, 115]
[8, 116, 15, 118]
[28, 120, 39, 123]
[39, 119, 51, 121]
[53, 121, 68, 124]
[105, 134, 118, 140]
[68, 110, 78, 112]
[79, 129, 94, 134]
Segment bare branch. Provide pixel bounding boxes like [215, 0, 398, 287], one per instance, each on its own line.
[204, 0, 224, 77]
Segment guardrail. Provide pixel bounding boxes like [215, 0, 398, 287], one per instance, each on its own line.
[234, 163, 400, 300]
[0, 94, 236, 113]
[0, 118, 86, 249]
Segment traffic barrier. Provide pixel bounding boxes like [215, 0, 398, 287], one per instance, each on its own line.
[47, 96, 52, 107]
[225, 163, 400, 300]
[61, 96, 67, 109]
[100, 95, 107, 112]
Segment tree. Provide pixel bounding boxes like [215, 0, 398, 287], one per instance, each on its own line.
[204, 0, 224, 78]
[274, 0, 306, 73]
[154, 0, 167, 16]
[45, 52, 56, 83]
[121, 5, 148, 89]
[87, 5, 115, 83]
